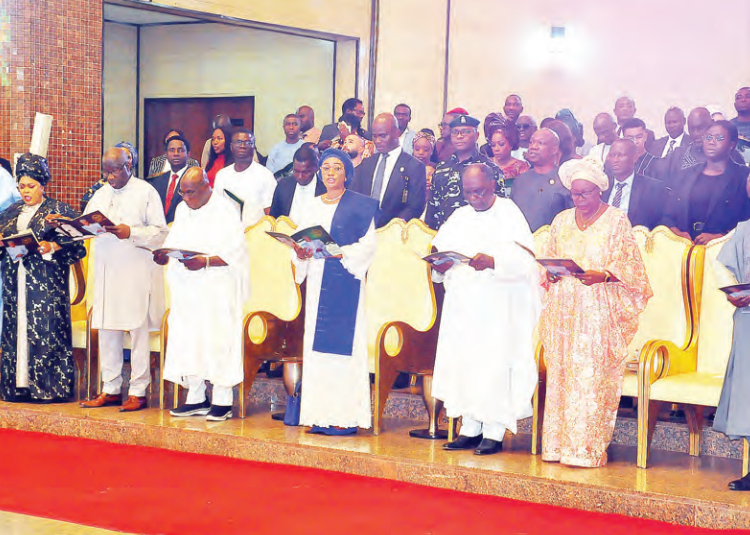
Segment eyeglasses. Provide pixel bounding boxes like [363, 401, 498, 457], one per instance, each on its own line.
[704, 134, 726, 142]
[178, 189, 199, 197]
[464, 187, 490, 199]
[570, 188, 598, 199]
[232, 140, 254, 147]
[517, 123, 533, 130]
[451, 128, 475, 138]
[101, 162, 127, 178]
[320, 164, 345, 173]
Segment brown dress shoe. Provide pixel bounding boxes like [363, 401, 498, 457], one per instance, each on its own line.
[80, 393, 121, 408]
[120, 396, 148, 412]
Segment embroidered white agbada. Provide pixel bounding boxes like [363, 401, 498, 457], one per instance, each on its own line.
[85, 178, 168, 331]
[292, 197, 376, 429]
[162, 192, 250, 388]
[431, 198, 541, 434]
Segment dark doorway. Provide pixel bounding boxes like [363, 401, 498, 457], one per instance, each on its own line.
[143, 96, 255, 176]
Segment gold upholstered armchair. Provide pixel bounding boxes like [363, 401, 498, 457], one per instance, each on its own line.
[637, 233, 748, 471]
[368, 219, 439, 435]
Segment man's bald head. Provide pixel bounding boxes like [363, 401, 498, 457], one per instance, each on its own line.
[527, 128, 560, 170]
[593, 112, 618, 146]
[687, 107, 712, 144]
[371, 112, 401, 153]
[462, 163, 497, 212]
[102, 148, 132, 189]
[103, 147, 129, 166]
[180, 167, 211, 210]
[614, 97, 636, 123]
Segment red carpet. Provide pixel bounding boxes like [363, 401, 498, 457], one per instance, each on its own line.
[0, 428, 742, 534]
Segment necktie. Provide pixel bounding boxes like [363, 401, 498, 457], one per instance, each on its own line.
[611, 181, 627, 208]
[371, 153, 389, 201]
[666, 139, 676, 156]
[164, 173, 178, 215]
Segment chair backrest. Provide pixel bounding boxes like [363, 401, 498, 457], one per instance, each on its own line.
[532, 225, 551, 352]
[695, 233, 736, 375]
[365, 219, 437, 372]
[242, 215, 301, 322]
[628, 226, 693, 358]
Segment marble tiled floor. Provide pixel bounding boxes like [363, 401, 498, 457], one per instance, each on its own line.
[0, 511, 127, 535]
[1, 399, 749, 529]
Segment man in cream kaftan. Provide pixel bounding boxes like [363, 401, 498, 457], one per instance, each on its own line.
[432, 164, 540, 455]
[80, 148, 168, 412]
[158, 168, 250, 421]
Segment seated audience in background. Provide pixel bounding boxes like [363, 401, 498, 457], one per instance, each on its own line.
[587, 113, 618, 164]
[204, 127, 234, 188]
[540, 156, 652, 468]
[200, 115, 233, 168]
[651, 107, 689, 158]
[297, 105, 321, 145]
[342, 134, 369, 168]
[426, 114, 502, 230]
[156, 168, 250, 423]
[269, 146, 325, 222]
[511, 128, 572, 232]
[148, 128, 199, 176]
[661, 107, 713, 182]
[503, 94, 523, 123]
[484, 113, 529, 195]
[621, 118, 659, 179]
[555, 109, 588, 156]
[614, 96, 655, 150]
[603, 139, 666, 229]
[512, 115, 536, 160]
[351, 113, 426, 228]
[394, 103, 416, 155]
[214, 128, 277, 228]
[433, 164, 539, 457]
[147, 135, 191, 224]
[713, 220, 750, 491]
[664, 120, 750, 244]
[267, 114, 305, 175]
[292, 149, 378, 436]
[544, 119, 581, 165]
[435, 108, 468, 163]
[0, 154, 86, 403]
[319, 98, 370, 150]
[80, 147, 168, 413]
[731, 86, 750, 164]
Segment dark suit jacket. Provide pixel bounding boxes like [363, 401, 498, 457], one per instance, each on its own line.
[650, 133, 690, 158]
[602, 174, 666, 229]
[663, 160, 750, 238]
[350, 151, 427, 228]
[269, 176, 326, 218]
[146, 171, 182, 224]
[320, 123, 372, 142]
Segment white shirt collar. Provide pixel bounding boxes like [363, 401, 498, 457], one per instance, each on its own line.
[615, 172, 635, 188]
[380, 145, 402, 159]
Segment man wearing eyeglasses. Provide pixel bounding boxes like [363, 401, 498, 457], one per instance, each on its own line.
[319, 98, 371, 150]
[214, 128, 277, 228]
[621, 118, 659, 180]
[147, 135, 190, 224]
[511, 115, 537, 161]
[79, 147, 168, 412]
[426, 114, 503, 231]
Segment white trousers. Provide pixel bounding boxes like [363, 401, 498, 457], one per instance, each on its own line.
[99, 319, 151, 397]
[459, 416, 506, 442]
[185, 375, 233, 407]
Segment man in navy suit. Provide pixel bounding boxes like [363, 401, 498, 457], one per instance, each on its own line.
[269, 145, 325, 222]
[350, 113, 427, 228]
[146, 135, 190, 224]
[602, 139, 666, 230]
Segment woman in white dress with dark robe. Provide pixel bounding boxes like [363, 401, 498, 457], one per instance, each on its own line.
[292, 149, 378, 435]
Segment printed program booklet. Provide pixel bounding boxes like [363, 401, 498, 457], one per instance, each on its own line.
[537, 258, 585, 277]
[1, 230, 40, 262]
[422, 251, 472, 270]
[719, 283, 750, 298]
[55, 211, 115, 240]
[137, 247, 206, 260]
[267, 225, 343, 259]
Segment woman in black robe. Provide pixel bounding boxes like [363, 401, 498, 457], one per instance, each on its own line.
[0, 153, 87, 402]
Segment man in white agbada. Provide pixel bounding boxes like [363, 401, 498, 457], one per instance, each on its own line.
[155, 168, 250, 422]
[213, 128, 276, 229]
[432, 163, 541, 455]
[80, 148, 168, 412]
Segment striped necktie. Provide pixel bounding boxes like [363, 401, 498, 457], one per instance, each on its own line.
[611, 181, 626, 208]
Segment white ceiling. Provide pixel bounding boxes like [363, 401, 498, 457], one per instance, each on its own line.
[104, 4, 201, 25]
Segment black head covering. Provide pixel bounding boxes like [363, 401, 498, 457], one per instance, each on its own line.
[15, 153, 51, 186]
[115, 141, 139, 171]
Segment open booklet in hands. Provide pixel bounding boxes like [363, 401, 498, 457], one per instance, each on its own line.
[267, 225, 343, 260]
[536, 259, 585, 277]
[136, 247, 206, 260]
[53, 211, 115, 240]
[422, 251, 471, 270]
[719, 283, 750, 298]
[0, 230, 41, 262]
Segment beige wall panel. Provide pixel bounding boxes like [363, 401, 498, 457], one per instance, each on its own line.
[103, 22, 138, 156]
[374, 0, 448, 134]
[139, 23, 334, 154]
[447, 0, 750, 144]
[334, 40, 358, 125]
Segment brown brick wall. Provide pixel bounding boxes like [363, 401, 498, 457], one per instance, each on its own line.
[1, 0, 102, 208]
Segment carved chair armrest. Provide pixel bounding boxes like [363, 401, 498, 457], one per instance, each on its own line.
[639, 339, 696, 386]
[377, 320, 439, 375]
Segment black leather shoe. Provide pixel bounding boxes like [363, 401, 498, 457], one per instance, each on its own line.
[729, 474, 750, 491]
[443, 434, 483, 450]
[474, 438, 503, 456]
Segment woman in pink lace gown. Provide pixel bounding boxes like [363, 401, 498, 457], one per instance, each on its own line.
[539, 156, 652, 467]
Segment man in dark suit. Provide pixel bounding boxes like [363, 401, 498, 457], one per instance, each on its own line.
[621, 118, 661, 180]
[614, 96, 656, 151]
[350, 112, 427, 228]
[663, 121, 750, 244]
[319, 98, 371, 150]
[269, 145, 325, 221]
[602, 139, 666, 229]
[146, 135, 190, 224]
[651, 107, 690, 159]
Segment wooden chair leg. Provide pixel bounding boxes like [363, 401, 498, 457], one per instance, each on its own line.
[531, 375, 546, 455]
[637, 399, 660, 469]
[684, 405, 704, 457]
[743, 438, 749, 477]
[447, 417, 459, 441]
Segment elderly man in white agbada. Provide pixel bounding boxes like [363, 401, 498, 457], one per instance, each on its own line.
[431, 163, 541, 456]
